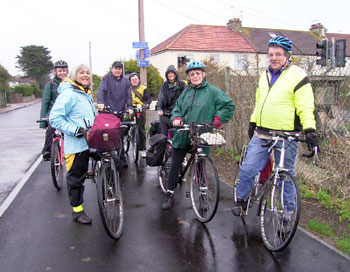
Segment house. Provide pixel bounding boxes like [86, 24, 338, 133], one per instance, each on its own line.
[149, 19, 349, 78]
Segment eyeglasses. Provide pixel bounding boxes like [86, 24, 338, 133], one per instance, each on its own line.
[188, 71, 203, 78]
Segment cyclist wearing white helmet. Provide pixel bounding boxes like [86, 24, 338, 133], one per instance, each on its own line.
[233, 36, 318, 217]
[162, 60, 235, 210]
[39, 60, 68, 160]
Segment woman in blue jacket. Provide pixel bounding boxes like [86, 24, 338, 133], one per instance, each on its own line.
[49, 64, 95, 224]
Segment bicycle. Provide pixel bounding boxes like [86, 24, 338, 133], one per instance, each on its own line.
[37, 118, 64, 190]
[123, 104, 143, 163]
[233, 130, 318, 251]
[163, 123, 226, 223]
[87, 114, 127, 240]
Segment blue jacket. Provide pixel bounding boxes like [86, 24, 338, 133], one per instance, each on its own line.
[97, 74, 132, 112]
[49, 80, 96, 155]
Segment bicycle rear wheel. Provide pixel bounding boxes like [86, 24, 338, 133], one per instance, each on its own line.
[131, 127, 139, 163]
[190, 156, 220, 223]
[97, 160, 124, 240]
[259, 171, 300, 251]
[158, 148, 171, 194]
[50, 141, 63, 190]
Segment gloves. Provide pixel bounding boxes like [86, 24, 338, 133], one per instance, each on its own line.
[173, 117, 183, 126]
[157, 110, 163, 116]
[75, 127, 86, 138]
[248, 122, 256, 139]
[143, 104, 150, 110]
[304, 128, 319, 151]
[213, 116, 222, 128]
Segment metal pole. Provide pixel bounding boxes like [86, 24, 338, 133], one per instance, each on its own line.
[89, 41, 93, 92]
[138, 0, 147, 86]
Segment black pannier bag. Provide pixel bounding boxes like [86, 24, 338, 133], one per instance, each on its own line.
[149, 120, 161, 137]
[146, 134, 167, 166]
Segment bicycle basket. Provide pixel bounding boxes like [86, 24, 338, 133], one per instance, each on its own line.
[87, 113, 121, 151]
[196, 124, 227, 146]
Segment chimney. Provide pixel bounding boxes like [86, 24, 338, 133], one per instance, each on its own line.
[227, 18, 242, 31]
[309, 23, 327, 37]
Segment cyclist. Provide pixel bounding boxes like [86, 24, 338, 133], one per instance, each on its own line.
[97, 61, 133, 167]
[49, 64, 95, 224]
[39, 60, 68, 160]
[129, 72, 152, 158]
[162, 61, 235, 210]
[232, 36, 319, 219]
[156, 65, 187, 136]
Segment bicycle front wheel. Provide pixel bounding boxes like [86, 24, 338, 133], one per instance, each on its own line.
[123, 129, 130, 153]
[97, 160, 124, 240]
[190, 156, 220, 223]
[158, 148, 171, 194]
[50, 141, 63, 190]
[131, 127, 139, 163]
[259, 171, 300, 251]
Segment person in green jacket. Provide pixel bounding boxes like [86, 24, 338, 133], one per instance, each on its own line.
[39, 60, 68, 159]
[162, 61, 235, 210]
[232, 36, 319, 221]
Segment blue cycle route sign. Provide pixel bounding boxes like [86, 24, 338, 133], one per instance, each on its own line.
[132, 42, 148, 49]
[137, 60, 150, 67]
[136, 48, 150, 60]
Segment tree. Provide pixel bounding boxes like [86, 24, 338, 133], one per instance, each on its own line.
[124, 59, 163, 97]
[0, 64, 11, 92]
[16, 45, 53, 88]
[92, 74, 101, 100]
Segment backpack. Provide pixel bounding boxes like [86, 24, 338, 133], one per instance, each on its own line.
[149, 120, 161, 137]
[88, 112, 121, 151]
[146, 134, 167, 166]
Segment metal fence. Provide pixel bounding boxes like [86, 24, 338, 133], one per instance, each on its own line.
[205, 59, 350, 200]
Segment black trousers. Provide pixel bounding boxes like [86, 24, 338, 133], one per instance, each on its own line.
[66, 150, 89, 207]
[136, 111, 147, 150]
[167, 148, 188, 191]
[159, 115, 172, 137]
[42, 124, 55, 154]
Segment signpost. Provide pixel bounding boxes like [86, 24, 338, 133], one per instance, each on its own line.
[132, 42, 148, 49]
[136, 48, 149, 60]
[137, 60, 149, 67]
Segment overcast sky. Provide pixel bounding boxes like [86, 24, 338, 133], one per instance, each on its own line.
[1, 0, 349, 77]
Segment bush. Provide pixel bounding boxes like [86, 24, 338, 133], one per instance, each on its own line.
[31, 83, 41, 97]
[14, 85, 34, 96]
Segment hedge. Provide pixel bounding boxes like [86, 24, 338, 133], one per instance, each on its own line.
[14, 85, 34, 96]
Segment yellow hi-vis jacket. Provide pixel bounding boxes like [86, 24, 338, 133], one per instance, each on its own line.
[131, 85, 147, 107]
[250, 65, 316, 131]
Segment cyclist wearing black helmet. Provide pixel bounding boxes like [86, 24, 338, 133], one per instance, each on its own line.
[97, 61, 132, 167]
[233, 36, 319, 218]
[161, 60, 235, 210]
[129, 72, 152, 157]
[39, 60, 68, 159]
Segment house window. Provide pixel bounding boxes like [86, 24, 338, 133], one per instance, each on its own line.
[234, 54, 248, 70]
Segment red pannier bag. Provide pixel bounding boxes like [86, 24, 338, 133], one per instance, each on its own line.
[259, 156, 273, 184]
[87, 112, 121, 151]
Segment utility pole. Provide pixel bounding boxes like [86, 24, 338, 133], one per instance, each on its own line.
[89, 41, 93, 92]
[138, 0, 147, 86]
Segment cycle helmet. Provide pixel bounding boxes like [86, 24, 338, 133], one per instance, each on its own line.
[268, 36, 293, 51]
[129, 72, 140, 81]
[53, 60, 68, 68]
[185, 61, 206, 74]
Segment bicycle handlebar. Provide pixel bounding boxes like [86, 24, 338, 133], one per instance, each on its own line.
[36, 118, 49, 123]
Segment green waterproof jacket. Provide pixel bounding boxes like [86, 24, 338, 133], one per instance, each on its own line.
[250, 65, 316, 132]
[171, 80, 235, 149]
[39, 76, 62, 128]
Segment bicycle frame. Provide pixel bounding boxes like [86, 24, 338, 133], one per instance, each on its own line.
[53, 130, 64, 165]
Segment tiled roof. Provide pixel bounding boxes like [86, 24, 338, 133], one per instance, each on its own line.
[151, 23, 350, 57]
[241, 28, 321, 55]
[151, 24, 255, 55]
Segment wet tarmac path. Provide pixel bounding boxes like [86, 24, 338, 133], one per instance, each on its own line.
[0, 153, 349, 271]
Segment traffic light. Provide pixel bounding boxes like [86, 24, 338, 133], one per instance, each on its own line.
[316, 39, 329, 66]
[335, 39, 346, 67]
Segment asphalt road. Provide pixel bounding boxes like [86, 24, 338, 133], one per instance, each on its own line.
[0, 154, 349, 271]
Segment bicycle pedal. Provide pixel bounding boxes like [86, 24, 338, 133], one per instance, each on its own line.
[43, 157, 50, 161]
[185, 192, 190, 198]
